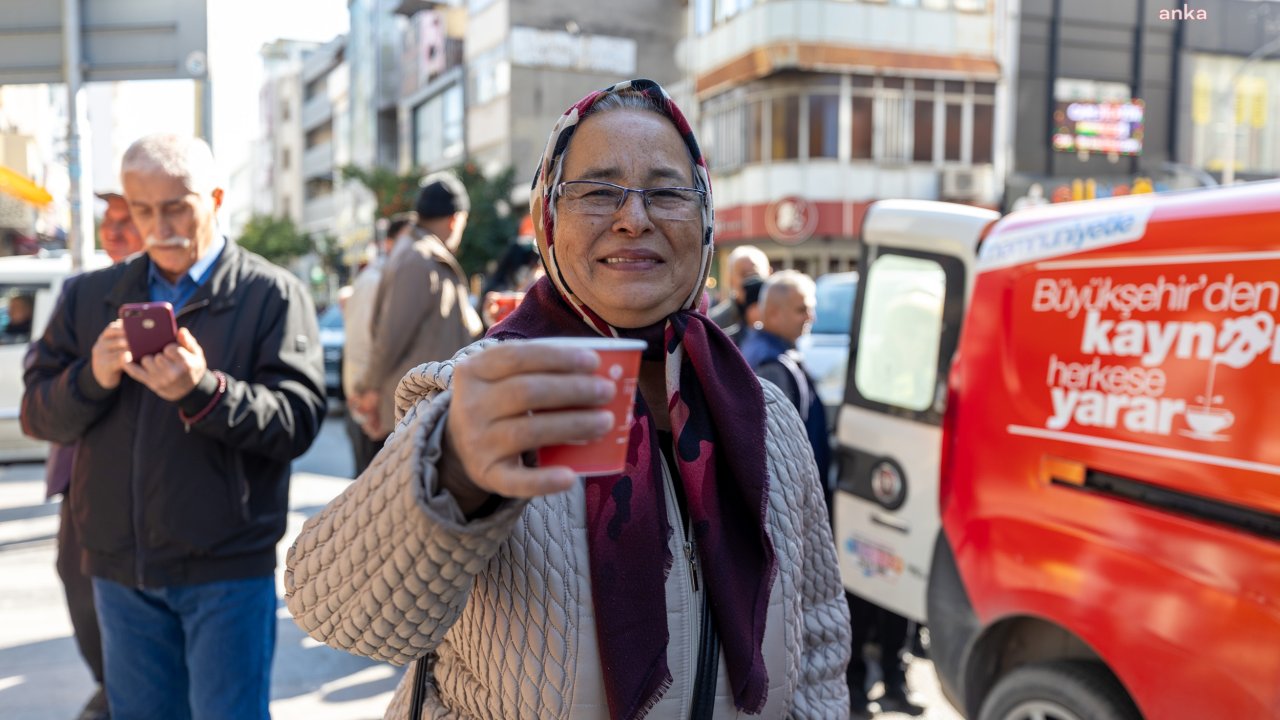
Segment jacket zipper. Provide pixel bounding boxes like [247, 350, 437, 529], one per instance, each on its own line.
[131, 393, 146, 586]
[659, 456, 702, 718]
[130, 299, 211, 586]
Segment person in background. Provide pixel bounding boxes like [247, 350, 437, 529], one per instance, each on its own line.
[350, 172, 482, 441]
[37, 188, 146, 720]
[97, 191, 145, 263]
[708, 244, 770, 331]
[740, 270, 829, 498]
[729, 274, 765, 347]
[21, 134, 326, 720]
[3, 293, 33, 339]
[341, 213, 413, 475]
[285, 78, 849, 719]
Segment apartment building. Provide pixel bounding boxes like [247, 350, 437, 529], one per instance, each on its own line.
[689, 0, 1003, 277]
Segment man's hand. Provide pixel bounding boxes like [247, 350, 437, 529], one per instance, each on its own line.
[351, 390, 382, 437]
[122, 328, 208, 402]
[445, 342, 616, 500]
[91, 320, 133, 390]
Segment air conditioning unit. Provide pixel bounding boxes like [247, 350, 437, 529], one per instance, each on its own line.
[941, 166, 992, 201]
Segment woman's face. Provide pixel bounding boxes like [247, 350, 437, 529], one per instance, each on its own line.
[553, 109, 704, 329]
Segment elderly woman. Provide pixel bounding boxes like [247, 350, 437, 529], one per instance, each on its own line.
[285, 79, 850, 719]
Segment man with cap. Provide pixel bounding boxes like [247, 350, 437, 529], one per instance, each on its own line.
[97, 190, 144, 262]
[351, 172, 483, 442]
[37, 189, 144, 720]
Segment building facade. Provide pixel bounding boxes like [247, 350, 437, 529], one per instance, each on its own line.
[1005, 0, 1280, 208]
[689, 0, 1003, 279]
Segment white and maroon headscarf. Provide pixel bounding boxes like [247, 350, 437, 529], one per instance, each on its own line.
[489, 79, 776, 719]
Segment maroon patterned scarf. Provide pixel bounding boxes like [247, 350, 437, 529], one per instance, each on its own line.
[489, 79, 777, 719]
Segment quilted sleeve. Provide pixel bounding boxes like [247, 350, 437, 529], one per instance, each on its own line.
[761, 381, 852, 718]
[284, 341, 525, 666]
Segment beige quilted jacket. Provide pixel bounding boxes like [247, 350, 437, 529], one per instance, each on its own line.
[285, 340, 851, 719]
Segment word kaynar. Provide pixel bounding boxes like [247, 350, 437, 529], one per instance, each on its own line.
[1159, 4, 1207, 20]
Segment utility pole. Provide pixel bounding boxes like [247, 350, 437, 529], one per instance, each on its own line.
[64, 0, 93, 272]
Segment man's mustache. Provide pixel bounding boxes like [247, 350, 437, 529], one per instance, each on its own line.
[145, 235, 192, 249]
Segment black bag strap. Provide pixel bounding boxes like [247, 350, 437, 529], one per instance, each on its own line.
[408, 654, 433, 719]
[689, 587, 720, 720]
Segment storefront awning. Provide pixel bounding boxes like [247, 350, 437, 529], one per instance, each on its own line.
[0, 165, 53, 207]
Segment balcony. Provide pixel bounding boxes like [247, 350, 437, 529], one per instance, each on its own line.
[302, 192, 337, 231]
[301, 94, 333, 132]
[302, 141, 334, 181]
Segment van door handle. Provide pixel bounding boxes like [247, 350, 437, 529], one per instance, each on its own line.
[870, 511, 909, 534]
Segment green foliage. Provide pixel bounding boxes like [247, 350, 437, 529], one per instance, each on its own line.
[340, 162, 520, 277]
[236, 215, 312, 266]
[339, 165, 419, 219]
[455, 162, 519, 277]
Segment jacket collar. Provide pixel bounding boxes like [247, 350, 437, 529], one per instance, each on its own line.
[105, 239, 243, 315]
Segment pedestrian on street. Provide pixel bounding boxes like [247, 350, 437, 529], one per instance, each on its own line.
[708, 244, 770, 334]
[348, 172, 483, 442]
[285, 78, 851, 719]
[740, 270, 831, 501]
[38, 188, 146, 720]
[21, 133, 326, 720]
[342, 213, 413, 476]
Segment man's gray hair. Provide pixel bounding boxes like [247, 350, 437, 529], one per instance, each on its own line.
[759, 269, 816, 313]
[726, 245, 770, 274]
[120, 134, 220, 196]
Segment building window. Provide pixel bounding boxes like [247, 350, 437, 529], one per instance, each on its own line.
[809, 94, 840, 159]
[414, 83, 465, 167]
[916, 84, 936, 162]
[772, 95, 800, 161]
[281, 148, 291, 170]
[851, 94, 873, 160]
[747, 98, 765, 165]
[471, 46, 509, 105]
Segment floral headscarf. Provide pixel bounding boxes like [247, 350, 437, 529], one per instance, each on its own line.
[490, 79, 775, 719]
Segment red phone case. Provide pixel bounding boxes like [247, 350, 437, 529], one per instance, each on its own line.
[118, 302, 179, 360]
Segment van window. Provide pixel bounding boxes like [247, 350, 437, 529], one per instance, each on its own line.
[853, 255, 946, 412]
[0, 284, 42, 346]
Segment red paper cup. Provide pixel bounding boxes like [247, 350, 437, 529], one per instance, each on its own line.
[491, 291, 524, 323]
[529, 337, 646, 476]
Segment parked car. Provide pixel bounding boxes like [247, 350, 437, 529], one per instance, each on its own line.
[318, 303, 344, 400]
[1, 252, 110, 463]
[797, 270, 858, 431]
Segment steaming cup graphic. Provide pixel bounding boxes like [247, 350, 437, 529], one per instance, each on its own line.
[1184, 407, 1234, 437]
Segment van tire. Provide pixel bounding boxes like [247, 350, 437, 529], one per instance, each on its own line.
[979, 660, 1141, 720]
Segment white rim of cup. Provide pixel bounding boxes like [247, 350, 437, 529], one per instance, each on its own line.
[524, 337, 648, 351]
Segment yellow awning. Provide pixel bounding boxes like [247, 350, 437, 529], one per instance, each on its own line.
[0, 165, 53, 206]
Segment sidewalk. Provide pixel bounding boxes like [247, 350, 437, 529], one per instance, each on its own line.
[0, 414, 963, 720]
[0, 417, 402, 720]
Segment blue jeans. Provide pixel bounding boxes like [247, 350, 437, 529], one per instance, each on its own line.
[92, 576, 276, 720]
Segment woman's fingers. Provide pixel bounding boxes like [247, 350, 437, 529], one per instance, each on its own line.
[481, 463, 578, 499]
[482, 408, 614, 459]
[462, 342, 598, 382]
[485, 374, 616, 418]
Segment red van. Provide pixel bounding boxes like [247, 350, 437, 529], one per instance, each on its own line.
[833, 182, 1280, 719]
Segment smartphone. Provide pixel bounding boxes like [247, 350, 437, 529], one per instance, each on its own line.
[118, 302, 179, 361]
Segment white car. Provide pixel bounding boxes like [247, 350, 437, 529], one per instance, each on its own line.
[0, 252, 110, 463]
[797, 270, 858, 431]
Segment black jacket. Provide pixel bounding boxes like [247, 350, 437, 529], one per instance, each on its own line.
[21, 241, 326, 587]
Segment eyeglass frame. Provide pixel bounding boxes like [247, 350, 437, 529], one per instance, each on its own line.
[553, 180, 707, 220]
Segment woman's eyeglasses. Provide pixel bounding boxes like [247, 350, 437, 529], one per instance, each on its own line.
[556, 180, 706, 221]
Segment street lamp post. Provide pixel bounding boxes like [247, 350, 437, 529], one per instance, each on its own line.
[1221, 34, 1280, 186]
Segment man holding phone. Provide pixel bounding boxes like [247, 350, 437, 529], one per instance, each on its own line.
[21, 134, 326, 720]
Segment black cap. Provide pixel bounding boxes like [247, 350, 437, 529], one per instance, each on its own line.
[415, 172, 470, 219]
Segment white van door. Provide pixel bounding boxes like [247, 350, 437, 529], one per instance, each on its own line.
[833, 201, 994, 623]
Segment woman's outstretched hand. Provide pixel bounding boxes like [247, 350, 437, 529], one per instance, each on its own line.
[444, 342, 617, 501]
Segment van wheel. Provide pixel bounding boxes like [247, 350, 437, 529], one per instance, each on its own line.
[979, 661, 1141, 720]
